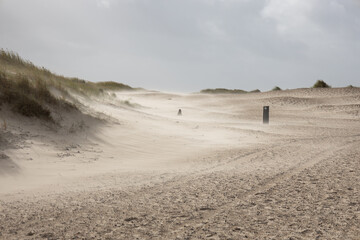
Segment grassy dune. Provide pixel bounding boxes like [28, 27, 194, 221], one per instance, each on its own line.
[0, 49, 134, 120]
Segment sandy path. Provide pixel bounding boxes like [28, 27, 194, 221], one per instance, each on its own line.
[0, 88, 359, 239]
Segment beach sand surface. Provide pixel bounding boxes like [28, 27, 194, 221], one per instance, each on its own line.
[0, 88, 359, 239]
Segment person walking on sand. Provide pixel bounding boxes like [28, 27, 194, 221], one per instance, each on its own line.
[178, 109, 182, 116]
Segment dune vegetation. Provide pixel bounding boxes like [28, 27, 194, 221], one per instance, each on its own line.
[0, 72, 58, 120]
[95, 81, 133, 91]
[272, 86, 282, 91]
[313, 80, 331, 88]
[249, 89, 261, 93]
[0, 49, 134, 121]
[200, 88, 248, 94]
[200, 88, 263, 94]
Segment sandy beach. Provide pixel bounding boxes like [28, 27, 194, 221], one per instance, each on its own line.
[0, 88, 359, 239]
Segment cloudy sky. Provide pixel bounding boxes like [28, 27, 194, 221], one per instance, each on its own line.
[0, 0, 359, 92]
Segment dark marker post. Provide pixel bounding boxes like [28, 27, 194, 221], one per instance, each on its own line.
[263, 106, 269, 124]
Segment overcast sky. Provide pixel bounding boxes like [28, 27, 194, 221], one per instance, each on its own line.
[0, 0, 359, 92]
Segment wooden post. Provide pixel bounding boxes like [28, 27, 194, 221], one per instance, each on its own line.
[263, 106, 269, 124]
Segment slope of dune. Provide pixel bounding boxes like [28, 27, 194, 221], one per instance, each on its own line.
[0, 50, 136, 178]
[0, 85, 359, 239]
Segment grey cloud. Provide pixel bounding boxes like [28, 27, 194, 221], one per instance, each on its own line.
[0, 0, 359, 91]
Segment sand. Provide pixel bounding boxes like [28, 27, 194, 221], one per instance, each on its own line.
[0, 88, 359, 239]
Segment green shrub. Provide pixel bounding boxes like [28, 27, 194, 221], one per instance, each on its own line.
[272, 86, 282, 91]
[313, 80, 331, 88]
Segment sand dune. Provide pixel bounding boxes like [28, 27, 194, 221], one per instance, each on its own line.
[0, 88, 359, 239]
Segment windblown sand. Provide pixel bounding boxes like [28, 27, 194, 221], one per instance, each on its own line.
[0, 88, 359, 239]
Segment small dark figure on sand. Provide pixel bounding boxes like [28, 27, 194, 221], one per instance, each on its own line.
[178, 109, 182, 116]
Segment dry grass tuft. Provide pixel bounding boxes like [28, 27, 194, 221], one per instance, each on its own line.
[0, 72, 53, 120]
